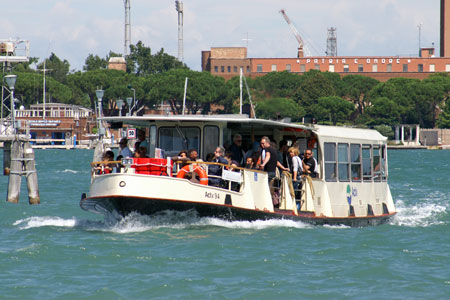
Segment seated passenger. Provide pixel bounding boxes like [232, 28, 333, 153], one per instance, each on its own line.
[134, 146, 148, 158]
[208, 146, 228, 187]
[96, 150, 115, 174]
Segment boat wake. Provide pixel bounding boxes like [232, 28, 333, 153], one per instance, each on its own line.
[13, 210, 313, 233]
[390, 199, 449, 227]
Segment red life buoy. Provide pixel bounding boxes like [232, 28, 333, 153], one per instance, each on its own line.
[176, 165, 208, 185]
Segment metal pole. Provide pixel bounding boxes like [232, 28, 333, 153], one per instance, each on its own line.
[43, 61, 46, 120]
[10, 86, 15, 133]
[182, 77, 188, 115]
[239, 68, 243, 114]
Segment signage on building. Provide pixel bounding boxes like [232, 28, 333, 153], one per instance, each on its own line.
[127, 128, 136, 139]
[29, 120, 61, 127]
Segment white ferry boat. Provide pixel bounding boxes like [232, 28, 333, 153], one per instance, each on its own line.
[80, 114, 396, 227]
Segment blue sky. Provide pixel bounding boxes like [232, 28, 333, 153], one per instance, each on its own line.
[1, 0, 441, 71]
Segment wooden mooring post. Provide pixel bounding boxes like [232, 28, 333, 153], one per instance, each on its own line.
[1, 136, 40, 204]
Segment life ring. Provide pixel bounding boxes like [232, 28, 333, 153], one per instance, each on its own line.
[176, 165, 208, 185]
[66, 132, 72, 138]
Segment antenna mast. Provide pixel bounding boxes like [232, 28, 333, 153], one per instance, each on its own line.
[326, 27, 337, 56]
[124, 0, 131, 56]
[175, 1, 184, 62]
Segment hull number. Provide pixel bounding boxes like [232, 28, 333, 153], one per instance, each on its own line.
[205, 192, 220, 200]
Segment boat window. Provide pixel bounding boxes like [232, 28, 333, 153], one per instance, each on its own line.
[373, 145, 381, 182]
[158, 127, 200, 157]
[350, 144, 362, 181]
[338, 143, 349, 181]
[149, 125, 157, 158]
[203, 126, 220, 160]
[324, 143, 337, 181]
[362, 144, 372, 181]
[381, 145, 387, 181]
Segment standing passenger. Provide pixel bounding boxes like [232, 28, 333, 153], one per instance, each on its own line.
[228, 134, 245, 166]
[303, 149, 318, 178]
[208, 146, 228, 187]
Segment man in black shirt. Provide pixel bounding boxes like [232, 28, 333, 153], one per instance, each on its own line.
[259, 137, 289, 180]
[303, 149, 317, 178]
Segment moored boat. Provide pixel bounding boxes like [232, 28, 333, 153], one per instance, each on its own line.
[80, 114, 396, 227]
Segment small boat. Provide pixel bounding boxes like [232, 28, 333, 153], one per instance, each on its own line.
[80, 114, 396, 227]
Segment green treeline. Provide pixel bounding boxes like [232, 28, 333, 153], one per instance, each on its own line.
[4, 41, 450, 130]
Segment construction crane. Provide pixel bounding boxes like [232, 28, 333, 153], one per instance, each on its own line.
[279, 9, 308, 58]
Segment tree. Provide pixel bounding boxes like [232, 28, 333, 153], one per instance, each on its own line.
[143, 69, 228, 115]
[255, 97, 305, 121]
[364, 96, 400, 125]
[252, 71, 302, 98]
[83, 54, 107, 71]
[293, 70, 336, 117]
[37, 53, 70, 83]
[14, 72, 72, 106]
[312, 96, 354, 125]
[342, 75, 379, 118]
[12, 57, 39, 73]
[437, 99, 450, 128]
[126, 41, 186, 76]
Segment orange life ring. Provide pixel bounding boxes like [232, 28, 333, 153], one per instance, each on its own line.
[176, 165, 208, 185]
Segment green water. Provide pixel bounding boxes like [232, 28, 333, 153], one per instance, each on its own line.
[0, 149, 449, 299]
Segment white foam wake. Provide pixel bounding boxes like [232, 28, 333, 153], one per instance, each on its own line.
[14, 216, 78, 229]
[13, 211, 313, 233]
[390, 199, 448, 227]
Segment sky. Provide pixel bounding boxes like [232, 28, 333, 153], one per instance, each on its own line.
[1, 0, 442, 72]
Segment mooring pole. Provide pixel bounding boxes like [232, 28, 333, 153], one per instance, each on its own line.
[23, 141, 40, 204]
[7, 139, 22, 203]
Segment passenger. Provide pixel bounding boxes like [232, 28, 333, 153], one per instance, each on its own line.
[244, 157, 254, 169]
[289, 147, 303, 197]
[178, 150, 188, 159]
[134, 146, 148, 158]
[259, 136, 279, 181]
[96, 150, 115, 174]
[228, 134, 245, 166]
[245, 141, 261, 162]
[135, 129, 148, 155]
[118, 138, 133, 159]
[302, 148, 318, 178]
[278, 140, 290, 170]
[205, 152, 215, 162]
[224, 150, 239, 168]
[260, 137, 289, 177]
[208, 146, 228, 187]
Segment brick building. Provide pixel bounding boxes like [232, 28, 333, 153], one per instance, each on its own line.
[202, 0, 450, 82]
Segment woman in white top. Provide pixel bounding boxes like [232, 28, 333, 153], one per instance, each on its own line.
[288, 147, 303, 182]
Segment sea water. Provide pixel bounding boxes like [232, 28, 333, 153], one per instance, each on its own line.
[0, 149, 449, 300]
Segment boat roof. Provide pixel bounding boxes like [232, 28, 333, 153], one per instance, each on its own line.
[103, 114, 314, 130]
[314, 125, 387, 142]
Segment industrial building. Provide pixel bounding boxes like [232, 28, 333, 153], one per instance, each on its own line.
[202, 0, 450, 82]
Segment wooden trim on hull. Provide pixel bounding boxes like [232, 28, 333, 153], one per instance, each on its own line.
[80, 195, 396, 227]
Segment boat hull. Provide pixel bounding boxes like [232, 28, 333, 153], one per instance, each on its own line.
[80, 195, 395, 227]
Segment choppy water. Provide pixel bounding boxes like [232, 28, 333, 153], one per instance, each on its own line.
[0, 149, 449, 299]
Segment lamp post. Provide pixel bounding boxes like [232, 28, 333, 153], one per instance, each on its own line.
[116, 99, 124, 117]
[5, 75, 17, 133]
[126, 97, 132, 116]
[95, 89, 104, 137]
[130, 88, 135, 113]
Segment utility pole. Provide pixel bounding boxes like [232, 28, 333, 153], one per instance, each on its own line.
[175, 1, 184, 62]
[124, 0, 131, 56]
